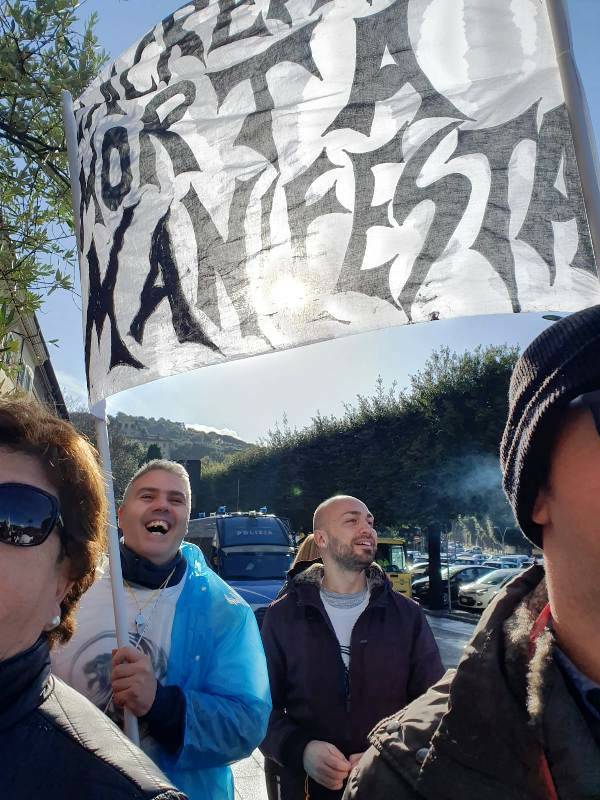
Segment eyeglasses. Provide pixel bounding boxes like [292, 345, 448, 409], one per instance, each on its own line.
[569, 390, 600, 434]
[0, 483, 64, 548]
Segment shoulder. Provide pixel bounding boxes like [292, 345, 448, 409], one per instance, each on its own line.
[262, 585, 300, 624]
[180, 542, 248, 609]
[389, 588, 423, 612]
[40, 677, 185, 799]
[385, 587, 431, 627]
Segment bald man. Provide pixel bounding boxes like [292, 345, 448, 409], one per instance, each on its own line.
[260, 496, 443, 800]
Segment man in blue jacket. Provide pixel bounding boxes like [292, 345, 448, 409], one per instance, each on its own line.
[53, 459, 271, 800]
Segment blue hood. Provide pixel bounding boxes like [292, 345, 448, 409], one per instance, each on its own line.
[227, 578, 284, 607]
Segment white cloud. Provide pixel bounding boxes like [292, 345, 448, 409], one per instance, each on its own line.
[186, 423, 241, 439]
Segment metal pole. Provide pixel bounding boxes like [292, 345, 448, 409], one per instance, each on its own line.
[446, 528, 452, 612]
[61, 91, 140, 746]
[547, 0, 600, 271]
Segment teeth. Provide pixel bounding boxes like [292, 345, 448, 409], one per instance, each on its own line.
[146, 520, 170, 534]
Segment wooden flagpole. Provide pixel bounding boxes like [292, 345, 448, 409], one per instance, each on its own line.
[61, 90, 140, 746]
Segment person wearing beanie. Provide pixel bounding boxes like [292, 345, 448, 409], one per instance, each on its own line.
[342, 306, 600, 800]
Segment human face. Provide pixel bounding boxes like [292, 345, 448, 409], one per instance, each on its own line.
[315, 498, 377, 572]
[118, 470, 189, 565]
[0, 449, 72, 661]
[532, 406, 600, 587]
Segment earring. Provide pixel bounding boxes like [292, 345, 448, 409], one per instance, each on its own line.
[50, 615, 61, 628]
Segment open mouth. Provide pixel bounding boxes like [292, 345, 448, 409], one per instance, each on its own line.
[354, 539, 374, 549]
[145, 520, 171, 536]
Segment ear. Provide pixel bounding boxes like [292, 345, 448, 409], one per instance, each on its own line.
[44, 564, 74, 631]
[531, 487, 550, 527]
[313, 528, 327, 549]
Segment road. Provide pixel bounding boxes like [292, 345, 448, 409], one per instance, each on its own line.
[231, 615, 476, 800]
[425, 614, 476, 669]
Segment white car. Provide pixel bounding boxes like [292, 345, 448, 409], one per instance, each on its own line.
[458, 568, 521, 612]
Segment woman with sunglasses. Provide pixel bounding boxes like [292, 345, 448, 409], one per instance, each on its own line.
[0, 397, 187, 800]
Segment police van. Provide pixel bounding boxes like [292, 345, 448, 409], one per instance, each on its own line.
[186, 509, 295, 627]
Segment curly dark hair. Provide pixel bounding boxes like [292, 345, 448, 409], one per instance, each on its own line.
[0, 397, 107, 647]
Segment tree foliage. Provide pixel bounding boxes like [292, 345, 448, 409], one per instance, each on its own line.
[199, 346, 520, 534]
[0, 0, 106, 356]
[68, 407, 146, 503]
[145, 443, 163, 462]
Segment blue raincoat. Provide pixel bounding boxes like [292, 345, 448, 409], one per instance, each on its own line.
[157, 542, 271, 800]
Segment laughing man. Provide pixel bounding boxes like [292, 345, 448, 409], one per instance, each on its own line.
[53, 460, 271, 800]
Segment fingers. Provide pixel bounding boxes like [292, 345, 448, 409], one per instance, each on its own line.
[318, 746, 351, 790]
[323, 745, 351, 771]
[111, 661, 141, 681]
[112, 676, 144, 693]
[112, 646, 144, 667]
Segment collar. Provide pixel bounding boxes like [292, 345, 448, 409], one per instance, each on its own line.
[292, 561, 388, 606]
[120, 542, 186, 589]
[554, 645, 600, 723]
[0, 636, 52, 730]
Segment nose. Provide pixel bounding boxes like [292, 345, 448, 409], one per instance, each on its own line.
[151, 495, 171, 513]
[361, 519, 375, 537]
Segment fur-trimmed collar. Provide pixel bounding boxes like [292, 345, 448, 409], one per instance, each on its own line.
[292, 560, 386, 592]
[504, 575, 553, 729]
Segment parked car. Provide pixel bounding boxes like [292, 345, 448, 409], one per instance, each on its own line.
[409, 559, 450, 582]
[454, 555, 484, 566]
[500, 554, 530, 568]
[458, 568, 521, 612]
[521, 555, 544, 568]
[412, 564, 494, 608]
[482, 559, 503, 570]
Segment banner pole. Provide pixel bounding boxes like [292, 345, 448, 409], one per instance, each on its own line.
[61, 90, 140, 746]
[547, 0, 600, 272]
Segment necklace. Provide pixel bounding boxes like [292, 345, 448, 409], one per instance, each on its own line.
[125, 566, 176, 638]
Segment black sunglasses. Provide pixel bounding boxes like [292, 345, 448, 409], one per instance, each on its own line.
[569, 390, 600, 434]
[0, 483, 64, 548]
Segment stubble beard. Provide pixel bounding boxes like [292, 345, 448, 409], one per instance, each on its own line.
[329, 538, 374, 572]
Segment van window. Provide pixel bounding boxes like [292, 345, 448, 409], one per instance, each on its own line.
[220, 516, 291, 546]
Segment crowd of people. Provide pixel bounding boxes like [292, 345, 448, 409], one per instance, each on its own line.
[1, 305, 599, 799]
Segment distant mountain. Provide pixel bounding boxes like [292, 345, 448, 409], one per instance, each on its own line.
[113, 412, 251, 462]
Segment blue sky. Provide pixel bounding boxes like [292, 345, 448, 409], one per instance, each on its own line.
[38, 0, 600, 442]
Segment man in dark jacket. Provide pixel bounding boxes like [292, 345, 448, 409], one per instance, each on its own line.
[344, 305, 600, 800]
[260, 494, 443, 800]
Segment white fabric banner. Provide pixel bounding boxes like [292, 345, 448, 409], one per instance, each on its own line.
[73, 0, 600, 401]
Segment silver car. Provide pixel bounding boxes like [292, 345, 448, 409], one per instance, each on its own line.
[458, 568, 521, 612]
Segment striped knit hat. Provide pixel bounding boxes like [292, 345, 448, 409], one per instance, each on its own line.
[500, 305, 600, 546]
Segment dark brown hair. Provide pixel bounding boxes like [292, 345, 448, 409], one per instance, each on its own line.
[0, 397, 107, 646]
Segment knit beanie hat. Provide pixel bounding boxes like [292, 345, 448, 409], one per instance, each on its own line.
[501, 305, 600, 547]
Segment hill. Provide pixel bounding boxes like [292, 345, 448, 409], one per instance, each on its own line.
[112, 412, 251, 461]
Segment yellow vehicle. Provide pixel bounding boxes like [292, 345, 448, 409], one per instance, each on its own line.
[375, 537, 412, 598]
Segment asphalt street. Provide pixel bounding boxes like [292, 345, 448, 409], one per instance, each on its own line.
[425, 614, 476, 669]
[231, 615, 476, 799]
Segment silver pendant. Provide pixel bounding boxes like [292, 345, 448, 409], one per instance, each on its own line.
[135, 612, 145, 635]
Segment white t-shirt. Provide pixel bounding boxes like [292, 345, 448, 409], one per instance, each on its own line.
[320, 587, 370, 669]
[52, 560, 186, 758]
